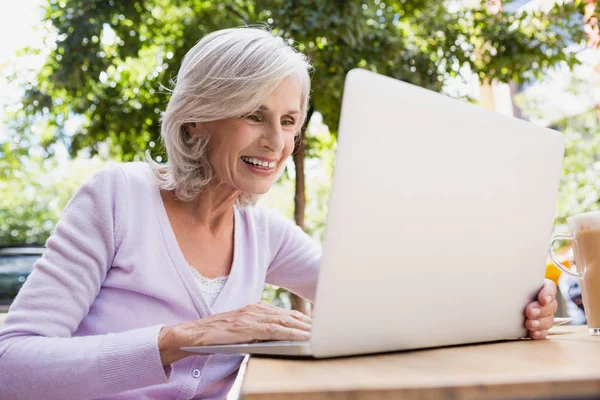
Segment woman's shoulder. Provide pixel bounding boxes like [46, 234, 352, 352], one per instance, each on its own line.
[87, 161, 148, 183]
[80, 161, 154, 207]
[99, 161, 154, 194]
[112, 161, 152, 183]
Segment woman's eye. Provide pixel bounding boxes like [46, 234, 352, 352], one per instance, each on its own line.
[246, 114, 262, 122]
[282, 119, 295, 126]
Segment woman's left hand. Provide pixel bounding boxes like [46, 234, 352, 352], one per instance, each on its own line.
[525, 278, 559, 339]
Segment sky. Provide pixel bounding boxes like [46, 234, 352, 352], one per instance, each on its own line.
[0, 0, 46, 140]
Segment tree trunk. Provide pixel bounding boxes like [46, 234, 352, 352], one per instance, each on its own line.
[479, 79, 496, 111]
[290, 106, 314, 316]
[293, 134, 307, 232]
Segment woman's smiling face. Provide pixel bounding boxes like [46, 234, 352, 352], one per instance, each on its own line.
[188, 74, 303, 195]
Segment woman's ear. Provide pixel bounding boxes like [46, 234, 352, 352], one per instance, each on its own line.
[186, 122, 203, 137]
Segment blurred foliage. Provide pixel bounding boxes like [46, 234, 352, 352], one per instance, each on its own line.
[552, 108, 600, 231]
[0, 155, 104, 245]
[514, 56, 600, 235]
[261, 282, 292, 308]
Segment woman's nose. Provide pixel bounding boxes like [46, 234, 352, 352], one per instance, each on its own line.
[261, 123, 285, 153]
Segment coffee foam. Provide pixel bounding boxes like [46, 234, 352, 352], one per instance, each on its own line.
[568, 211, 600, 233]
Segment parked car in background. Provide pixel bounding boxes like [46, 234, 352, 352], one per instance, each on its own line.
[0, 246, 44, 312]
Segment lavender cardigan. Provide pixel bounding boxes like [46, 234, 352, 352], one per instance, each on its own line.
[0, 162, 321, 399]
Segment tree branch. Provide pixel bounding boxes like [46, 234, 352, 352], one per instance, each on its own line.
[224, 4, 246, 21]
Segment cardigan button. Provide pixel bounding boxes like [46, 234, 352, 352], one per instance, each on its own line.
[192, 368, 201, 378]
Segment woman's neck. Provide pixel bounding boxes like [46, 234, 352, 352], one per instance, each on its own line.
[163, 182, 241, 234]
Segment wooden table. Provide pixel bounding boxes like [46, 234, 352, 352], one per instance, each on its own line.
[241, 326, 600, 400]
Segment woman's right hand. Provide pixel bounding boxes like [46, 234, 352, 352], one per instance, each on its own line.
[158, 301, 312, 366]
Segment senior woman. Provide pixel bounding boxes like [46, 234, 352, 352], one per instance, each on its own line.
[0, 27, 557, 399]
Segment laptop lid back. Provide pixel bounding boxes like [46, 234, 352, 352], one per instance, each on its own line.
[310, 69, 564, 358]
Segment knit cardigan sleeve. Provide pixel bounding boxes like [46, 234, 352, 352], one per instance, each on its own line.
[260, 207, 322, 302]
[0, 163, 170, 400]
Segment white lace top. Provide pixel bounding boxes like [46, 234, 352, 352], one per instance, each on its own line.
[189, 266, 228, 307]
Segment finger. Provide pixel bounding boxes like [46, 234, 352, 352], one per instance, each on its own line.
[529, 329, 548, 340]
[538, 279, 557, 307]
[260, 323, 311, 341]
[526, 298, 558, 320]
[247, 304, 311, 329]
[272, 314, 312, 332]
[287, 309, 313, 325]
[525, 301, 542, 319]
[540, 299, 558, 318]
[254, 301, 313, 324]
[525, 314, 554, 331]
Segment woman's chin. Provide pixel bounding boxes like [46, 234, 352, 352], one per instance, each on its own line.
[237, 181, 274, 196]
[246, 185, 272, 195]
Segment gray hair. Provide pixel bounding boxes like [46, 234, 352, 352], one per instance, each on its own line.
[148, 27, 312, 207]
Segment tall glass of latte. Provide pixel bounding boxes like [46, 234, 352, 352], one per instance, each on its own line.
[550, 211, 600, 335]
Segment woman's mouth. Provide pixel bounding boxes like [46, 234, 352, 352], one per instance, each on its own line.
[241, 156, 277, 170]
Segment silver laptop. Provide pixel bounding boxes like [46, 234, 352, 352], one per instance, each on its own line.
[181, 68, 565, 358]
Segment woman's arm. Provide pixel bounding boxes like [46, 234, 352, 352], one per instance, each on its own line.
[0, 164, 169, 399]
[260, 208, 322, 302]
